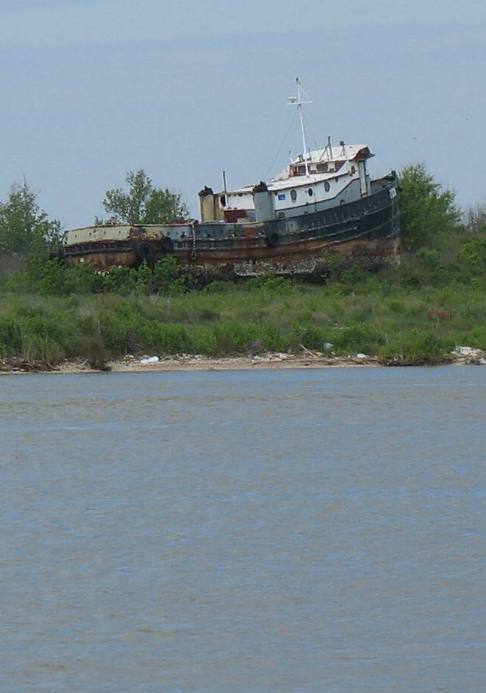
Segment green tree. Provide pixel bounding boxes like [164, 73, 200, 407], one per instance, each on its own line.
[103, 169, 188, 224]
[0, 182, 61, 255]
[399, 164, 460, 251]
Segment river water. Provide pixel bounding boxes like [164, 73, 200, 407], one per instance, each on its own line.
[0, 366, 485, 692]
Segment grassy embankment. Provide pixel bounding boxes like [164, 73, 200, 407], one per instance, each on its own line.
[1, 238, 486, 369]
[1, 159, 485, 369]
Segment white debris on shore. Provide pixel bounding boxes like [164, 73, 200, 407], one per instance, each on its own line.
[452, 346, 486, 364]
[140, 356, 160, 365]
[3, 346, 486, 375]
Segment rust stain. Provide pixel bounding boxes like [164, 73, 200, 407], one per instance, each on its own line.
[65, 234, 400, 277]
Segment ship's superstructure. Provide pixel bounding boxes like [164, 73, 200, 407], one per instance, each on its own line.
[200, 143, 374, 224]
[63, 80, 399, 277]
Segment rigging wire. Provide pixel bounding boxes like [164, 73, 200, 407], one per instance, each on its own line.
[298, 81, 320, 155]
[304, 113, 321, 154]
[264, 109, 298, 180]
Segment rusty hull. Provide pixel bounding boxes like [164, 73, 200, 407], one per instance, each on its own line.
[64, 181, 400, 278]
[66, 233, 399, 278]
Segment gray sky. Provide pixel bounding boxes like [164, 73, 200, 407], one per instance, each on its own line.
[0, 0, 485, 226]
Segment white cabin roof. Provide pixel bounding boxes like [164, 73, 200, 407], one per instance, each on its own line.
[292, 143, 370, 164]
[224, 143, 372, 198]
[271, 144, 371, 179]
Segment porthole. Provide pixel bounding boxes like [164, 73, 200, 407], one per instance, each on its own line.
[307, 188, 313, 197]
[324, 181, 331, 192]
[290, 189, 297, 202]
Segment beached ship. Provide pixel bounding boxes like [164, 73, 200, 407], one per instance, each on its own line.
[63, 81, 399, 277]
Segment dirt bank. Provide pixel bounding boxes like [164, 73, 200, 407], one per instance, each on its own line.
[0, 352, 380, 374]
[1, 346, 483, 375]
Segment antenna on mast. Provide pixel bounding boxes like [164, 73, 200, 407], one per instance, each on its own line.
[288, 77, 312, 177]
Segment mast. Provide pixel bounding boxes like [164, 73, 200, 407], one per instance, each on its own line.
[288, 77, 312, 177]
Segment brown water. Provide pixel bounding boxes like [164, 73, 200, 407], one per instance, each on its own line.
[1, 367, 485, 692]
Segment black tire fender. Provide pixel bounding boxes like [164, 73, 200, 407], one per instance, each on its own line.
[160, 236, 174, 253]
[265, 231, 280, 248]
[134, 241, 156, 263]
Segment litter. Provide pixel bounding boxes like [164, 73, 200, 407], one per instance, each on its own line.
[140, 356, 160, 365]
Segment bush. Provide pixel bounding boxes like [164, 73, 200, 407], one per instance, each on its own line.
[399, 164, 460, 251]
[290, 324, 324, 350]
[331, 323, 384, 355]
[378, 332, 453, 365]
[457, 237, 486, 279]
[77, 333, 111, 370]
[245, 276, 294, 293]
[0, 316, 21, 356]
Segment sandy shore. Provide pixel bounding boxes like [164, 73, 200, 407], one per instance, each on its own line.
[0, 352, 381, 375]
[1, 347, 483, 375]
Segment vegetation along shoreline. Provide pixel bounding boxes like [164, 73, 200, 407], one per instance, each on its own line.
[0, 164, 485, 372]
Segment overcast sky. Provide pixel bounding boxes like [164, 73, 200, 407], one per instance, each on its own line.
[0, 0, 484, 226]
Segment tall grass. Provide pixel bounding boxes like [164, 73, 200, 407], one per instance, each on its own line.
[1, 270, 485, 365]
[1, 230, 486, 366]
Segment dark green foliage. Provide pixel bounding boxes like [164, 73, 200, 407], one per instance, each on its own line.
[24, 259, 104, 295]
[0, 182, 61, 256]
[0, 316, 21, 356]
[378, 332, 454, 366]
[457, 237, 486, 279]
[399, 164, 461, 251]
[151, 257, 187, 294]
[102, 169, 188, 224]
[291, 324, 324, 350]
[244, 276, 294, 293]
[331, 324, 385, 355]
[13, 257, 186, 297]
[204, 280, 235, 294]
[0, 302, 76, 364]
